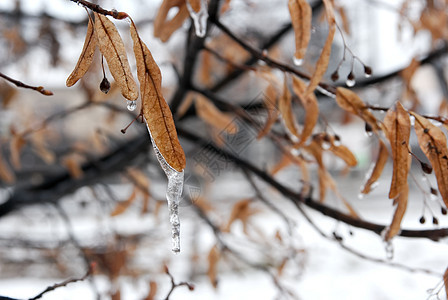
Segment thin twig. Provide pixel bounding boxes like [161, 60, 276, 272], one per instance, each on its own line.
[0, 72, 53, 96]
[163, 266, 194, 300]
[28, 266, 93, 300]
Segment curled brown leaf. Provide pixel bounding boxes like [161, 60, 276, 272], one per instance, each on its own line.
[411, 112, 448, 207]
[66, 18, 97, 87]
[288, 0, 312, 62]
[94, 12, 138, 101]
[305, 0, 336, 97]
[154, 0, 189, 42]
[279, 76, 300, 140]
[385, 183, 408, 241]
[195, 94, 238, 134]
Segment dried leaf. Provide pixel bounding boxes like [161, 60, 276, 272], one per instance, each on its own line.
[384, 103, 411, 199]
[62, 155, 83, 178]
[111, 188, 137, 216]
[305, 0, 336, 97]
[10, 134, 26, 169]
[94, 13, 138, 101]
[361, 140, 389, 194]
[329, 144, 357, 167]
[335, 87, 379, 131]
[176, 92, 195, 119]
[257, 84, 279, 139]
[279, 76, 300, 140]
[66, 18, 97, 87]
[336, 5, 350, 35]
[411, 112, 448, 207]
[288, 0, 312, 62]
[224, 199, 258, 233]
[0, 146, 14, 183]
[385, 183, 408, 241]
[130, 22, 186, 172]
[153, 0, 189, 42]
[207, 245, 220, 288]
[292, 76, 319, 146]
[144, 281, 158, 300]
[195, 94, 238, 134]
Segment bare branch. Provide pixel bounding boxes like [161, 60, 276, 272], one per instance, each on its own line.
[0, 72, 53, 96]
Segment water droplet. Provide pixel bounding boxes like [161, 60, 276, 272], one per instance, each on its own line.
[369, 181, 379, 191]
[321, 141, 331, 150]
[364, 73, 372, 78]
[385, 241, 394, 260]
[346, 78, 356, 87]
[358, 193, 364, 200]
[293, 56, 303, 66]
[127, 100, 137, 111]
[364, 131, 373, 137]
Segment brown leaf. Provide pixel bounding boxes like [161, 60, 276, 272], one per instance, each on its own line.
[329, 144, 357, 167]
[62, 155, 83, 179]
[195, 94, 238, 134]
[144, 281, 158, 300]
[111, 188, 137, 217]
[411, 112, 448, 207]
[224, 199, 258, 233]
[153, 0, 189, 42]
[288, 0, 312, 62]
[0, 146, 15, 183]
[207, 245, 220, 288]
[384, 103, 411, 199]
[305, 0, 336, 97]
[66, 18, 97, 87]
[385, 183, 408, 241]
[94, 13, 138, 101]
[292, 76, 319, 146]
[10, 134, 26, 169]
[361, 140, 389, 194]
[187, 0, 201, 12]
[257, 84, 279, 139]
[335, 87, 379, 131]
[336, 5, 350, 35]
[279, 76, 300, 140]
[130, 22, 186, 172]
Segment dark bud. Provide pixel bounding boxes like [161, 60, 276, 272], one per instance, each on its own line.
[441, 207, 447, 215]
[419, 216, 426, 224]
[347, 71, 355, 81]
[331, 70, 339, 82]
[364, 65, 372, 76]
[430, 187, 438, 196]
[332, 231, 343, 241]
[100, 77, 111, 94]
[188, 284, 195, 291]
[432, 217, 439, 225]
[334, 134, 341, 142]
[365, 122, 373, 134]
[323, 133, 331, 143]
[423, 128, 429, 134]
[420, 162, 433, 174]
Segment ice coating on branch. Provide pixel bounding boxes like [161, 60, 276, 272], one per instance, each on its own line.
[186, 0, 209, 38]
[145, 122, 184, 253]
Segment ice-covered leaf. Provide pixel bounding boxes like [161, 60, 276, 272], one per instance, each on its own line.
[66, 18, 97, 87]
[384, 103, 410, 199]
[361, 140, 389, 194]
[305, 0, 336, 97]
[411, 112, 448, 207]
[329, 143, 357, 167]
[288, 0, 312, 64]
[94, 13, 138, 101]
[130, 22, 186, 172]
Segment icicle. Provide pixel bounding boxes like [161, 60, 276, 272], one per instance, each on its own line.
[145, 121, 184, 253]
[186, 0, 209, 38]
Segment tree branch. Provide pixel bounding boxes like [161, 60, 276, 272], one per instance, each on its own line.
[0, 71, 53, 96]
